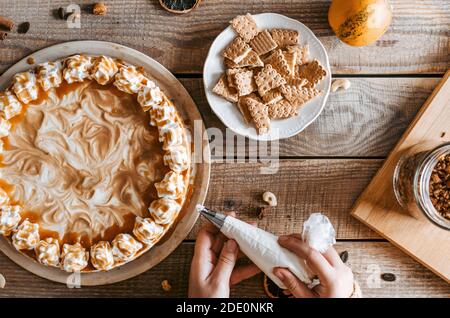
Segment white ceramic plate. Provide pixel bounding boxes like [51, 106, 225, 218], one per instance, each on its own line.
[203, 13, 331, 141]
[0, 41, 210, 285]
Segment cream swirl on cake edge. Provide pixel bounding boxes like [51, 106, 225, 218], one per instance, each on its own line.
[63, 55, 93, 83]
[36, 61, 63, 91]
[148, 198, 181, 226]
[0, 205, 22, 236]
[0, 90, 23, 120]
[111, 233, 143, 263]
[12, 219, 40, 250]
[90, 241, 115, 270]
[91, 55, 119, 85]
[35, 237, 60, 267]
[12, 71, 39, 104]
[155, 171, 187, 200]
[61, 242, 89, 272]
[133, 216, 165, 245]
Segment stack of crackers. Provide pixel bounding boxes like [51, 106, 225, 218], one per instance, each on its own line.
[212, 13, 327, 135]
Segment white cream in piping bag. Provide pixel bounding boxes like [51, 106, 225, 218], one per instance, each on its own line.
[197, 205, 336, 289]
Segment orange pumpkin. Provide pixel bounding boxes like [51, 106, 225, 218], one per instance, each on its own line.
[328, 0, 393, 46]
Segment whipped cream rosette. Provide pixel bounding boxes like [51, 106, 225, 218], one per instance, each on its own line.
[158, 121, 184, 150]
[0, 54, 192, 272]
[164, 145, 190, 173]
[0, 205, 22, 236]
[36, 61, 63, 91]
[12, 71, 39, 104]
[137, 80, 163, 111]
[0, 117, 11, 138]
[61, 243, 89, 272]
[149, 198, 181, 225]
[149, 103, 176, 127]
[133, 216, 165, 245]
[35, 237, 60, 267]
[90, 55, 119, 85]
[0, 90, 23, 120]
[114, 65, 146, 94]
[112, 233, 143, 263]
[155, 171, 187, 199]
[12, 219, 40, 250]
[90, 241, 115, 270]
[63, 55, 93, 83]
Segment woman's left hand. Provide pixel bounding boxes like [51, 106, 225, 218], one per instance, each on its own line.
[188, 212, 261, 298]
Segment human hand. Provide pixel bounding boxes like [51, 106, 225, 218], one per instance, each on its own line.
[273, 234, 354, 298]
[188, 212, 261, 298]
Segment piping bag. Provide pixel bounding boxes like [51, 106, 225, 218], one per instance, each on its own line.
[197, 205, 336, 289]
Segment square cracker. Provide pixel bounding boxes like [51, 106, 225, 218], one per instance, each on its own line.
[297, 59, 327, 87]
[237, 93, 260, 124]
[285, 77, 308, 87]
[254, 64, 286, 96]
[224, 50, 264, 68]
[245, 97, 270, 135]
[268, 99, 298, 119]
[265, 49, 292, 78]
[286, 45, 309, 65]
[280, 85, 321, 107]
[222, 37, 252, 63]
[212, 74, 238, 103]
[271, 29, 299, 48]
[249, 30, 277, 55]
[283, 50, 297, 75]
[262, 88, 283, 105]
[234, 69, 257, 96]
[226, 68, 246, 87]
[230, 13, 259, 43]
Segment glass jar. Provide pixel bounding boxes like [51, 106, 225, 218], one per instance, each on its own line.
[393, 141, 450, 230]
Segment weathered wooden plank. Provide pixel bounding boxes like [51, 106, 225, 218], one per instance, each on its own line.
[0, 242, 448, 297]
[181, 77, 441, 157]
[0, 1, 448, 74]
[188, 159, 381, 240]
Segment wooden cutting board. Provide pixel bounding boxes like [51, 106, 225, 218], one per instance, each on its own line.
[351, 70, 450, 283]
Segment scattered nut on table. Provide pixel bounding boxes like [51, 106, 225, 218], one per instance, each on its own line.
[0, 273, 6, 289]
[161, 279, 171, 291]
[93, 2, 108, 15]
[331, 79, 351, 92]
[262, 191, 277, 206]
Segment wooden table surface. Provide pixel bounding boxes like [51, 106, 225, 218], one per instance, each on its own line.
[0, 0, 449, 297]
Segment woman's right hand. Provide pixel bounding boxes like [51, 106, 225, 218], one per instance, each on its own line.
[273, 234, 355, 298]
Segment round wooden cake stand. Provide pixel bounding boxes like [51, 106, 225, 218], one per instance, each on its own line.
[0, 41, 210, 286]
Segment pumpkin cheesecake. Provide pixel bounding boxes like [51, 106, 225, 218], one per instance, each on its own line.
[0, 54, 191, 272]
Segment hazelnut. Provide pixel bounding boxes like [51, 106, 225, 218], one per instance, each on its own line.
[262, 191, 277, 206]
[93, 2, 107, 15]
[161, 279, 171, 292]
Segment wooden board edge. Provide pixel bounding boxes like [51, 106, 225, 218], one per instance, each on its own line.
[351, 69, 450, 219]
[350, 70, 450, 283]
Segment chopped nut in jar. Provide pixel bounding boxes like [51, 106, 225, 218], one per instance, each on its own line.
[429, 154, 450, 220]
